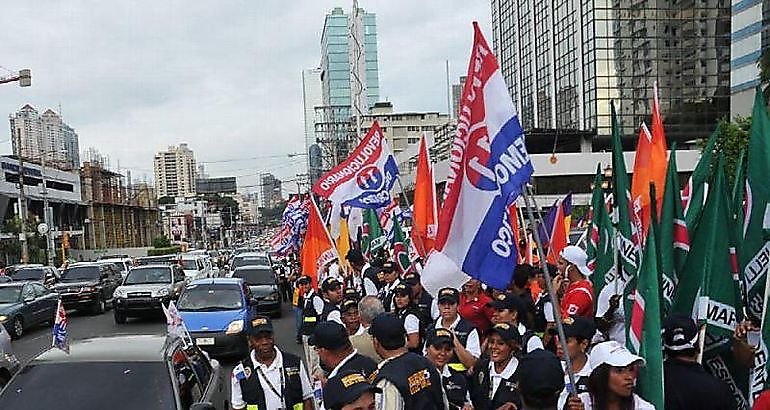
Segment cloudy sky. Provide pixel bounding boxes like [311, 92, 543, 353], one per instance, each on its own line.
[0, 1, 491, 195]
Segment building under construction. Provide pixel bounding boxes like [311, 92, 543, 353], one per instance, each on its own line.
[313, 104, 355, 179]
[80, 160, 159, 250]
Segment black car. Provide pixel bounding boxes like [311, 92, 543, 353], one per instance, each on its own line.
[231, 266, 281, 317]
[52, 263, 121, 314]
[0, 334, 227, 409]
[8, 265, 59, 288]
[0, 282, 59, 339]
[113, 264, 187, 323]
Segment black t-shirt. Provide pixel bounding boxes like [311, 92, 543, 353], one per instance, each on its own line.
[664, 358, 735, 410]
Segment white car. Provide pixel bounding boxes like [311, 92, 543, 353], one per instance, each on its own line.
[98, 257, 133, 280]
[179, 254, 212, 280]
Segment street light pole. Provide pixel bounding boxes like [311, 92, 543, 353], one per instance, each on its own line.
[40, 151, 54, 266]
[14, 128, 29, 263]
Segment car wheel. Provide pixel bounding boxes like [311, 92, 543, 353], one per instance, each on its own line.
[114, 310, 127, 324]
[92, 296, 106, 315]
[10, 317, 23, 339]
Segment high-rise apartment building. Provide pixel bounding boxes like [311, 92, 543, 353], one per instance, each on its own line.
[730, 0, 769, 116]
[356, 102, 451, 155]
[259, 173, 282, 209]
[153, 143, 196, 198]
[490, 0, 731, 150]
[9, 105, 80, 169]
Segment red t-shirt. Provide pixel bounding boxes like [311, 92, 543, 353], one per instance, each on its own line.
[561, 279, 594, 318]
[459, 293, 495, 334]
[754, 390, 770, 410]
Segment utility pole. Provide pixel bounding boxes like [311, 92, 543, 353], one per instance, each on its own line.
[41, 150, 54, 266]
[15, 128, 29, 263]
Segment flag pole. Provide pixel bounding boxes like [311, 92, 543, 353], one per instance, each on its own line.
[396, 175, 428, 258]
[522, 185, 578, 395]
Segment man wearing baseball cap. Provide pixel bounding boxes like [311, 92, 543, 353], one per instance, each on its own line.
[553, 316, 596, 409]
[345, 248, 366, 294]
[368, 313, 447, 409]
[302, 276, 345, 379]
[517, 349, 565, 410]
[310, 321, 377, 380]
[662, 314, 734, 410]
[554, 245, 594, 319]
[488, 292, 544, 353]
[340, 298, 365, 336]
[231, 314, 314, 410]
[324, 370, 381, 410]
[404, 272, 436, 321]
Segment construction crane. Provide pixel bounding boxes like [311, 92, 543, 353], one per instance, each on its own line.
[0, 67, 31, 87]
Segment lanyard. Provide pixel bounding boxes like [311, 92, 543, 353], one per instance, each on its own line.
[256, 365, 285, 407]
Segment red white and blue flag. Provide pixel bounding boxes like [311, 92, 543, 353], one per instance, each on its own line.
[269, 225, 294, 256]
[312, 121, 399, 209]
[422, 23, 534, 295]
[52, 300, 69, 354]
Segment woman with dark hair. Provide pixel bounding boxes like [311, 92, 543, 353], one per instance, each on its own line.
[392, 283, 425, 352]
[566, 341, 654, 410]
[470, 323, 523, 410]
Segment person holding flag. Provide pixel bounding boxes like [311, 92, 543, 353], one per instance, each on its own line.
[553, 246, 594, 319]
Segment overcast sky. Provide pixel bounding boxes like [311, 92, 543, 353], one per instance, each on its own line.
[0, 1, 491, 195]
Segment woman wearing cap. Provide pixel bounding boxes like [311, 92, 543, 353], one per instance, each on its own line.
[566, 341, 654, 410]
[470, 323, 523, 410]
[424, 328, 473, 410]
[554, 246, 594, 319]
[430, 287, 481, 373]
[555, 316, 595, 409]
[392, 283, 426, 352]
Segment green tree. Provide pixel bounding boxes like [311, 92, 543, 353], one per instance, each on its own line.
[152, 235, 171, 248]
[713, 116, 751, 188]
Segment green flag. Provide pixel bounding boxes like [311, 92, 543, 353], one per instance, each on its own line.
[658, 144, 690, 315]
[751, 274, 770, 405]
[683, 125, 718, 233]
[362, 208, 385, 259]
[611, 101, 642, 348]
[628, 200, 664, 409]
[391, 221, 412, 273]
[738, 87, 770, 321]
[587, 164, 615, 296]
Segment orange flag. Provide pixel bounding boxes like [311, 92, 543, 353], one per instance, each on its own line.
[509, 203, 523, 263]
[631, 81, 669, 237]
[546, 201, 568, 264]
[411, 134, 438, 257]
[300, 197, 338, 290]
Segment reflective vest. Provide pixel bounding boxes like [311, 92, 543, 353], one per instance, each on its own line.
[395, 305, 426, 354]
[469, 357, 522, 410]
[372, 352, 445, 410]
[442, 367, 470, 409]
[300, 291, 319, 336]
[238, 352, 304, 410]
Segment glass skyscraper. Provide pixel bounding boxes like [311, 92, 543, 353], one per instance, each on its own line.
[491, 0, 732, 150]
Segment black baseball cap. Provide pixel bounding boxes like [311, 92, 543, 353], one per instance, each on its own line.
[340, 298, 359, 314]
[324, 370, 382, 410]
[381, 261, 396, 273]
[403, 272, 420, 286]
[437, 287, 460, 304]
[548, 316, 596, 340]
[245, 314, 273, 336]
[425, 328, 454, 348]
[487, 323, 522, 343]
[368, 313, 405, 348]
[321, 277, 342, 292]
[662, 313, 699, 351]
[393, 283, 412, 297]
[517, 349, 565, 396]
[343, 287, 360, 300]
[309, 321, 349, 350]
[297, 276, 312, 285]
[346, 249, 365, 264]
[487, 292, 524, 312]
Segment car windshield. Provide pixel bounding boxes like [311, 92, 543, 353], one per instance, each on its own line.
[234, 256, 268, 268]
[111, 262, 126, 272]
[0, 287, 21, 303]
[10, 268, 44, 281]
[233, 268, 274, 285]
[125, 268, 171, 285]
[181, 260, 198, 271]
[177, 284, 243, 311]
[60, 267, 99, 282]
[0, 362, 175, 409]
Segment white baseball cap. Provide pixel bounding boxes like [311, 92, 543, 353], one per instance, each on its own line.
[560, 245, 592, 276]
[589, 341, 645, 373]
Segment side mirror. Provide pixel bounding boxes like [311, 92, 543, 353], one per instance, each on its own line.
[190, 403, 216, 410]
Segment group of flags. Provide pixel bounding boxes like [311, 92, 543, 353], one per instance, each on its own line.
[583, 85, 770, 407]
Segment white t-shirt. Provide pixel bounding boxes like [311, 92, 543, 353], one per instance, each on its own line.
[231, 348, 313, 409]
[578, 392, 655, 410]
[595, 282, 625, 344]
[403, 313, 420, 334]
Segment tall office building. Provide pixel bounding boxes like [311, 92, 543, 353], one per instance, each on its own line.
[153, 143, 196, 198]
[731, 0, 770, 116]
[9, 105, 80, 169]
[490, 0, 731, 150]
[259, 173, 282, 209]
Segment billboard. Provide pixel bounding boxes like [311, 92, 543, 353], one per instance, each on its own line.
[196, 177, 237, 194]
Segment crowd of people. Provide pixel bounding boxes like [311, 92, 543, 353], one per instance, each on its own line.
[230, 244, 760, 410]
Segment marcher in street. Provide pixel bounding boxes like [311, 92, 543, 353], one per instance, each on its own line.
[349, 296, 384, 363]
[341, 298, 365, 336]
[459, 279, 495, 335]
[554, 316, 595, 409]
[424, 328, 473, 410]
[324, 370, 381, 410]
[310, 321, 377, 382]
[553, 246, 594, 319]
[345, 249, 366, 294]
[369, 313, 448, 409]
[469, 323, 523, 410]
[427, 287, 481, 373]
[488, 292, 543, 353]
[661, 314, 735, 410]
[404, 272, 437, 321]
[377, 262, 401, 312]
[517, 349, 565, 410]
[391, 283, 424, 352]
[230, 315, 314, 410]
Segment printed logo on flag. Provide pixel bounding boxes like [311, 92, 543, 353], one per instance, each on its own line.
[52, 300, 69, 353]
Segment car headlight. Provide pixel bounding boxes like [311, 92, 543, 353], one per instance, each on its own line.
[0, 315, 7, 323]
[263, 293, 279, 302]
[225, 319, 244, 335]
[80, 286, 97, 293]
[153, 288, 170, 297]
[113, 288, 126, 298]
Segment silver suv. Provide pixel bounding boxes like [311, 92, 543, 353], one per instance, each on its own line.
[0, 322, 20, 387]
